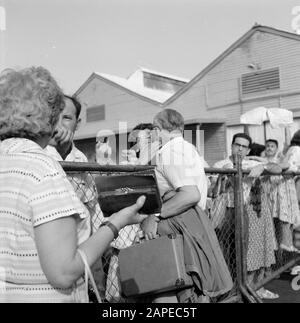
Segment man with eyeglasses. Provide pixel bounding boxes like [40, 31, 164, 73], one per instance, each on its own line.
[214, 133, 254, 169]
[211, 132, 279, 300]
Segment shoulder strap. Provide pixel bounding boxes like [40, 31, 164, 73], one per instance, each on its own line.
[77, 249, 102, 303]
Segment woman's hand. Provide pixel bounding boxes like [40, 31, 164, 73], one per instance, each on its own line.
[248, 164, 265, 178]
[109, 195, 148, 229]
[121, 149, 138, 164]
[50, 125, 74, 159]
[141, 214, 159, 240]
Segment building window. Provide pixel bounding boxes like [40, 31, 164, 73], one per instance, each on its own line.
[86, 105, 105, 123]
[241, 68, 280, 95]
[143, 72, 186, 92]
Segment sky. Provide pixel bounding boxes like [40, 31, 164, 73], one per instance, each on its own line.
[0, 0, 299, 94]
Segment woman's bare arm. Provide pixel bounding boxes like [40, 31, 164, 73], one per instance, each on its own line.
[34, 196, 147, 289]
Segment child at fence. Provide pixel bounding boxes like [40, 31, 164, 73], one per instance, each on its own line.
[121, 123, 160, 166]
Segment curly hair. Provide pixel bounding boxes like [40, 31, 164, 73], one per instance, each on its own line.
[0, 66, 65, 140]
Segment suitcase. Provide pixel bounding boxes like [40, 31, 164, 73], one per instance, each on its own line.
[118, 234, 193, 297]
[94, 173, 162, 216]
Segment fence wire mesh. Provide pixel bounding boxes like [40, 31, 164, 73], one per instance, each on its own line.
[63, 163, 300, 303]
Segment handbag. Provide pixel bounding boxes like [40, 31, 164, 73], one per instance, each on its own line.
[94, 173, 162, 216]
[77, 249, 102, 303]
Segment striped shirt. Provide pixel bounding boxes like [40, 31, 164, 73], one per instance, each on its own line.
[0, 138, 90, 302]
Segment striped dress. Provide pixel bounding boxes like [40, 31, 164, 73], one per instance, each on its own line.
[0, 138, 91, 302]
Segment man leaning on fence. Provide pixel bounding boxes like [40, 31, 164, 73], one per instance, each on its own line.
[211, 133, 280, 300]
[45, 95, 104, 232]
[44, 95, 106, 299]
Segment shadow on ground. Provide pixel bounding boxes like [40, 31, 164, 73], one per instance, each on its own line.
[263, 272, 300, 303]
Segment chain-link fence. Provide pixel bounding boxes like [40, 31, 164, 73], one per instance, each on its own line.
[205, 170, 239, 303]
[61, 160, 300, 303]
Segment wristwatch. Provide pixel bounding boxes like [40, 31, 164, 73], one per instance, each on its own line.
[99, 221, 119, 239]
[154, 213, 163, 221]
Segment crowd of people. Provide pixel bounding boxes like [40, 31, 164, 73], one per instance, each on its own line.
[1, 65, 300, 303]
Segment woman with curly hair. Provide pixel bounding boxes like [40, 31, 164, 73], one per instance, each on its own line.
[0, 66, 147, 303]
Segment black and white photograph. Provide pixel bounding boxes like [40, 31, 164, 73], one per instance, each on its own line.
[0, 0, 300, 308]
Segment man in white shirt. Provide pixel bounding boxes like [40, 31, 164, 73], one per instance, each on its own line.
[45, 95, 107, 300]
[45, 95, 104, 232]
[213, 133, 281, 300]
[214, 133, 258, 170]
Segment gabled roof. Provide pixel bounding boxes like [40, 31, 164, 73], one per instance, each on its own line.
[163, 24, 300, 106]
[74, 67, 189, 104]
[74, 72, 163, 105]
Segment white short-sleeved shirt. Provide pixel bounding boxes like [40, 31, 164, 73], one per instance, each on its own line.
[0, 138, 90, 302]
[213, 156, 261, 207]
[155, 136, 207, 210]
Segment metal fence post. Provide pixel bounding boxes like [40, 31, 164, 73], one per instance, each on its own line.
[233, 154, 259, 303]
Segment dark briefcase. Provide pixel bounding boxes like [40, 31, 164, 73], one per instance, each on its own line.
[94, 173, 162, 216]
[118, 234, 193, 297]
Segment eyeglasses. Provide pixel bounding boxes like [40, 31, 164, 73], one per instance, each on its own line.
[233, 143, 249, 149]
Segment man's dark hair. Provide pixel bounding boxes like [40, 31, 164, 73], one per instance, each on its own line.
[64, 95, 81, 120]
[266, 139, 278, 147]
[232, 133, 252, 147]
[291, 130, 300, 147]
[132, 123, 154, 131]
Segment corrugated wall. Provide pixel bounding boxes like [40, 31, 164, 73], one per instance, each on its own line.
[75, 77, 161, 140]
[168, 31, 300, 122]
[167, 30, 300, 157]
[201, 123, 227, 166]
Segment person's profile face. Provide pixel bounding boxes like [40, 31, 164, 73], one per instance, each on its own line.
[231, 136, 250, 158]
[136, 129, 151, 148]
[48, 97, 78, 147]
[265, 141, 278, 157]
[153, 119, 169, 145]
[59, 97, 78, 134]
